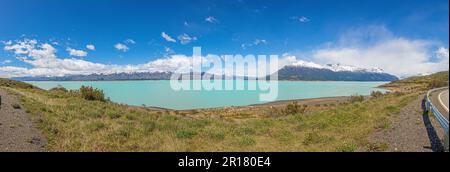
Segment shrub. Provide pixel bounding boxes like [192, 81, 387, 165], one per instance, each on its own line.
[49, 85, 68, 93]
[79, 86, 105, 101]
[429, 79, 448, 89]
[283, 102, 306, 115]
[370, 91, 384, 98]
[349, 95, 364, 103]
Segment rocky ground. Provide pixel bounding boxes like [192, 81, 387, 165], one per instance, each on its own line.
[0, 88, 46, 152]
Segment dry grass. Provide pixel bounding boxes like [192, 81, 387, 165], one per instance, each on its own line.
[3, 86, 415, 152]
[2, 71, 446, 152]
[381, 71, 449, 92]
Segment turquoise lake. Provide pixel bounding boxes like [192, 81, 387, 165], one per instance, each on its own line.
[26, 80, 388, 110]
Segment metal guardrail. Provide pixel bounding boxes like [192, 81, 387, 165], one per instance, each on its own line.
[425, 87, 449, 151]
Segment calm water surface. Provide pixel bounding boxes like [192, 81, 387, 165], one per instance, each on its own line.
[26, 80, 387, 110]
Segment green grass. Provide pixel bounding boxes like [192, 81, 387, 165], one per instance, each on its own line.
[336, 143, 358, 152]
[176, 129, 197, 139]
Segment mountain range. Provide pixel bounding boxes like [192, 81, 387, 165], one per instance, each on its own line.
[12, 62, 398, 81]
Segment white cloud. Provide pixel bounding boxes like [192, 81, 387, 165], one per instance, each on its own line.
[1, 40, 12, 45]
[311, 26, 449, 76]
[436, 47, 449, 59]
[205, 16, 219, 23]
[1, 39, 108, 77]
[164, 47, 175, 54]
[1, 60, 12, 64]
[292, 16, 310, 23]
[4, 39, 38, 55]
[177, 34, 197, 45]
[254, 39, 267, 45]
[114, 43, 129, 52]
[1, 39, 280, 78]
[86, 44, 96, 51]
[125, 39, 136, 44]
[161, 32, 177, 43]
[241, 39, 267, 49]
[1, 32, 448, 79]
[0, 39, 207, 77]
[66, 48, 88, 57]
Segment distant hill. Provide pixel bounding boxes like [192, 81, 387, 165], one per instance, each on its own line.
[12, 63, 399, 82]
[381, 71, 448, 91]
[13, 72, 173, 81]
[276, 66, 399, 81]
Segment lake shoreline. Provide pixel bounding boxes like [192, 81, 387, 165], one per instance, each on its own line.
[140, 84, 396, 111]
[25, 80, 388, 111]
[139, 96, 355, 112]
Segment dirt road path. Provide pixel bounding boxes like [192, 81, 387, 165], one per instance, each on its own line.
[369, 94, 446, 152]
[430, 89, 449, 120]
[0, 88, 46, 152]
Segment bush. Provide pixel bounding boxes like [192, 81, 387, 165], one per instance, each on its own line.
[370, 91, 384, 98]
[79, 86, 105, 101]
[349, 95, 364, 103]
[283, 102, 306, 115]
[49, 86, 68, 93]
[429, 79, 448, 89]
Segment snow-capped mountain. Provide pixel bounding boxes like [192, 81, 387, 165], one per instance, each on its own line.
[290, 60, 385, 73]
[278, 60, 398, 81]
[13, 60, 398, 82]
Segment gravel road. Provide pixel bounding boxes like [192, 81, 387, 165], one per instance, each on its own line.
[368, 94, 447, 152]
[0, 88, 46, 152]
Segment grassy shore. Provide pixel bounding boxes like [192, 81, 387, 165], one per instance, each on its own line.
[1, 71, 448, 151]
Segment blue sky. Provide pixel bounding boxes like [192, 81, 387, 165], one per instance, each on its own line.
[0, 0, 449, 77]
